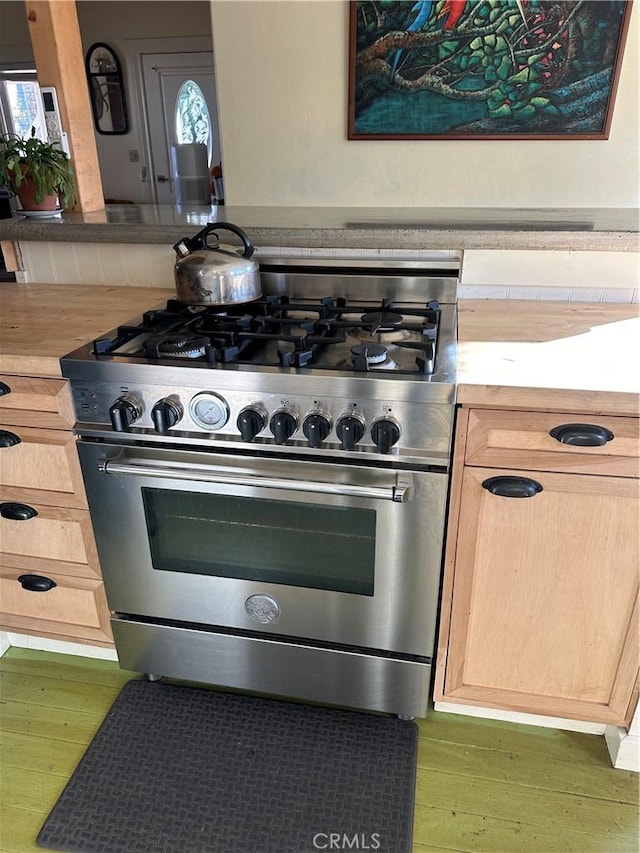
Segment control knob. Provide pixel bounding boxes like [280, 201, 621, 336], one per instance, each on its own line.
[303, 413, 331, 448]
[269, 410, 298, 445]
[336, 414, 365, 451]
[109, 396, 141, 432]
[371, 418, 401, 454]
[237, 406, 267, 442]
[151, 398, 182, 433]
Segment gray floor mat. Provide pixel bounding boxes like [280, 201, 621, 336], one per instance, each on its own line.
[37, 679, 417, 853]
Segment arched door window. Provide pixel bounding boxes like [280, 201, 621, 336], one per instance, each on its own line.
[174, 80, 212, 165]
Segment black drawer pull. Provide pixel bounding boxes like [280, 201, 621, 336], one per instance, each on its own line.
[0, 430, 21, 448]
[482, 476, 543, 498]
[17, 574, 57, 592]
[549, 423, 614, 447]
[0, 381, 11, 396]
[0, 502, 38, 521]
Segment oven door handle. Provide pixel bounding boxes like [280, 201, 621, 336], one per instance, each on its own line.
[98, 458, 411, 503]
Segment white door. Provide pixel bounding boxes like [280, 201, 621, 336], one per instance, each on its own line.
[141, 52, 221, 204]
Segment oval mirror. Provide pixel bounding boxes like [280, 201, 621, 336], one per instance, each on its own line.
[85, 42, 129, 135]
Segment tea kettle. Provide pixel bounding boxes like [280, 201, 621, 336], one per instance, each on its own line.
[173, 222, 261, 306]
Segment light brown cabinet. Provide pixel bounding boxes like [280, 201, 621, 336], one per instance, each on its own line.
[0, 373, 113, 646]
[0, 426, 90, 509]
[435, 407, 639, 726]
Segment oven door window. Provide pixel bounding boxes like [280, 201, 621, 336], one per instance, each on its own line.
[142, 488, 376, 595]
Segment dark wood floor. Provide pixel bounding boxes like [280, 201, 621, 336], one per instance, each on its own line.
[1, 647, 638, 852]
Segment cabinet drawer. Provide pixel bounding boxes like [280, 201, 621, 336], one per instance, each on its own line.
[0, 426, 87, 508]
[0, 502, 100, 579]
[0, 568, 113, 645]
[465, 409, 639, 477]
[0, 375, 74, 430]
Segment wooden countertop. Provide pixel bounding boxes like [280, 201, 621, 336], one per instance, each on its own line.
[0, 286, 638, 416]
[0, 284, 174, 377]
[457, 300, 639, 416]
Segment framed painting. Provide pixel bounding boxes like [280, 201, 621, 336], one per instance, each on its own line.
[348, 0, 632, 139]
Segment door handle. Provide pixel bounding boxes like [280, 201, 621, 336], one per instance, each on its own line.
[482, 476, 543, 498]
[99, 457, 411, 503]
[0, 381, 11, 396]
[549, 423, 614, 446]
[156, 175, 170, 183]
[0, 502, 38, 520]
[0, 430, 21, 447]
[18, 574, 57, 592]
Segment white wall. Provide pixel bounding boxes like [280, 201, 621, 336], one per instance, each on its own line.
[2, 1, 638, 209]
[210, 0, 640, 208]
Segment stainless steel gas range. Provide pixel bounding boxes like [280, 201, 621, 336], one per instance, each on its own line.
[61, 255, 459, 718]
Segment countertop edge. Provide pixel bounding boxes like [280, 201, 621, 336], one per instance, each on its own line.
[0, 223, 637, 252]
[1, 204, 639, 253]
[0, 357, 63, 378]
[457, 384, 640, 418]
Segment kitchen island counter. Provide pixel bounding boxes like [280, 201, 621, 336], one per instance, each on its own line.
[0, 206, 638, 252]
[0, 285, 638, 415]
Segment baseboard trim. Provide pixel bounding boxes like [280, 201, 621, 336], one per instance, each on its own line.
[434, 700, 606, 735]
[605, 702, 640, 773]
[0, 632, 10, 657]
[1, 631, 118, 661]
[604, 726, 640, 772]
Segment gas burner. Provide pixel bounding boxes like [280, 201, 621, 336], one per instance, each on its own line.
[351, 343, 387, 364]
[144, 333, 209, 359]
[194, 313, 253, 334]
[360, 311, 404, 334]
[349, 343, 397, 372]
[350, 326, 413, 345]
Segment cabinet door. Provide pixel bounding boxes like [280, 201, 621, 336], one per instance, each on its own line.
[444, 467, 639, 725]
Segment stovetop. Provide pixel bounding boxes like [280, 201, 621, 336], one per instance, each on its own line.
[93, 296, 442, 376]
[61, 259, 459, 464]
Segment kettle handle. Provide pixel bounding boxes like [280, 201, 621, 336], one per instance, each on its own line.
[174, 222, 255, 259]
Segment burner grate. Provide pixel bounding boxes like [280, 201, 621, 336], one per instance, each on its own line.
[91, 296, 442, 375]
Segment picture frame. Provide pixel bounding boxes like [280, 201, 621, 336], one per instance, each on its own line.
[348, 0, 632, 140]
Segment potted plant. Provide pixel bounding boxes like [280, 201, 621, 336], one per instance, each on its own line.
[0, 127, 77, 213]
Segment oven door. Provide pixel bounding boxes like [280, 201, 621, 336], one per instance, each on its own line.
[78, 440, 447, 658]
